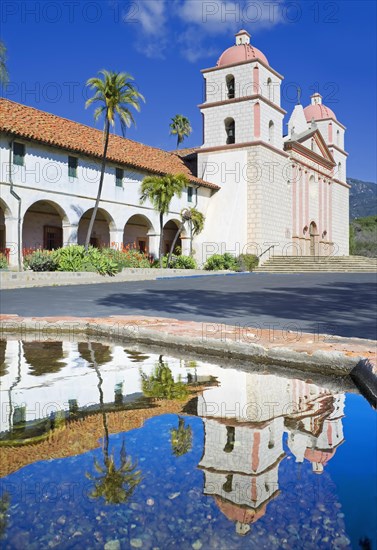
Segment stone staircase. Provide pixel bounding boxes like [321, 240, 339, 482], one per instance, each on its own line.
[255, 255, 377, 273]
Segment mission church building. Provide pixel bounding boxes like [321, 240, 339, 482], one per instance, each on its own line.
[0, 30, 349, 268]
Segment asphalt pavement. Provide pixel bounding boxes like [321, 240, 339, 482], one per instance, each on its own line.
[1, 272, 376, 340]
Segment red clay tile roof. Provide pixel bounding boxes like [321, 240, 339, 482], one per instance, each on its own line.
[171, 146, 200, 158]
[0, 99, 219, 190]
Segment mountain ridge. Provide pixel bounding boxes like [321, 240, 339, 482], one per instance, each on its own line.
[347, 178, 377, 219]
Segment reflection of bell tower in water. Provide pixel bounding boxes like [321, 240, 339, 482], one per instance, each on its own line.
[195, 370, 346, 535]
[198, 416, 284, 535]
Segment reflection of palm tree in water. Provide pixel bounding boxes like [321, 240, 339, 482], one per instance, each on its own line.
[0, 492, 10, 539]
[170, 416, 193, 457]
[85, 343, 141, 504]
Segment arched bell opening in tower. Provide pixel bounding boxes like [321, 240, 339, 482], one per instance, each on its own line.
[225, 117, 235, 145]
[226, 74, 235, 99]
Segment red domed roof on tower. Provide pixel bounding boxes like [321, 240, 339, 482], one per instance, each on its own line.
[217, 30, 269, 67]
[304, 93, 337, 121]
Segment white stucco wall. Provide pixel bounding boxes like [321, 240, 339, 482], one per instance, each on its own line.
[247, 145, 291, 256]
[0, 137, 213, 264]
[196, 148, 248, 264]
[331, 182, 349, 255]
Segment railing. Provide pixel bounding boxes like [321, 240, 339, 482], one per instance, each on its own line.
[258, 244, 275, 261]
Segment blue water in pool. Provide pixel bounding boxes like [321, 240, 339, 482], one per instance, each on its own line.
[0, 340, 376, 549]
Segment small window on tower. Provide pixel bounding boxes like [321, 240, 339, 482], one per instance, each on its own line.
[187, 186, 193, 203]
[13, 142, 25, 166]
[268, 120, 274, 144]
[68, 156, 78, 178]
[226, 74, 235, 99]
[115, 167, 124, 187]
[225, 118, 235, 145]
[267, 78, 272, 101]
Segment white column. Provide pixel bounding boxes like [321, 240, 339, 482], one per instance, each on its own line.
[147, 231, 160, 259]
[181, 236, 191, 256]
[109, 228, 124, 250]
[5, 216, 20, 268]
[63, 222, 78, 247]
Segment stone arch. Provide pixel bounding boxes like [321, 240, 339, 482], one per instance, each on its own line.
[226, 74, 235, 99]
[224, 117, 235, 145]
[77, 207, 115, 248]
[163, 219, 182, 256]
[0, 198, 12, 252]
[22, 199, 69, 252]
[123, 214, 155, 253]
[309, 221, 319, 256]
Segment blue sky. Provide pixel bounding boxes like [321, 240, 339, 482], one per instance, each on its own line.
[1, 0, 376, 181]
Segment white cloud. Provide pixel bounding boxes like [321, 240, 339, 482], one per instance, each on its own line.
[122, 0, 169, 59]
[177, 27, 218, 63]
[122, 0, 286, 62]
[128, 0, 168, 36]
[177, 0, 285, 34]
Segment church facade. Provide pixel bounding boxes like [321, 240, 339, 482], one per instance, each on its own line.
[0, 30, 349, 268]
[193, 29, 349, 261]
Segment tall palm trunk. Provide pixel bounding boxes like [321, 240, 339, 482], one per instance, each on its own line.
[167, 221, 184, 268]
[89, 343, 110, 464]
[85, 115, 110, 251]
[159, 212, 164, 268]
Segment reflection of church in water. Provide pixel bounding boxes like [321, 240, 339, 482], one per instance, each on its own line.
[1, 338, 346, 536]
[195, 371, 345, 536]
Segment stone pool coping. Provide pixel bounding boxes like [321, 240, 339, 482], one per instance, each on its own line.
[1, 314, 376, 376]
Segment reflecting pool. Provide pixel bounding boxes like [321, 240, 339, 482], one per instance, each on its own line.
[0, 338, 376, 549]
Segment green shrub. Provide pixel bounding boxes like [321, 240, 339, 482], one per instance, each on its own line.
[140, 362, 188, 400]
[174, 255, 197, 269]
[52, 246, 118, 276]
[25, 250, 58, 272]
[236, 254, 259, 271]
[350, 216, 377, 257]
[203, 253, 238, 271]
[170, 254, 197, 269]
[349, 224, 356, 255]
[102, 247, 151, 269]
[151, 254, 197, 269]
[0, 253, 8, 270]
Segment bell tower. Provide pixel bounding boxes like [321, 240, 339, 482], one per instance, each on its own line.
[199, 30, 285, 150]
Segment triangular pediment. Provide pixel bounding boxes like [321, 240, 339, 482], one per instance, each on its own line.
[284, 127, 335, 167]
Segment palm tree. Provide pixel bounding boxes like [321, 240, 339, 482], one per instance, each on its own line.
[85, 343, 141, 505]
[140, 174, 188, 267]
[84, 70, 144, 250]
[170, 115, 192, 148]
[170, 416, 193, 457]
[0, 491, 10, 538]
[0, 41, 9, 86]
[167, 206, 205, 267]
[86, 440, 141, 504]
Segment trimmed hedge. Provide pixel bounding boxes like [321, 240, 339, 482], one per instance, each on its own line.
[203, 253, 238, 271]
[203, 253, 259, 271]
